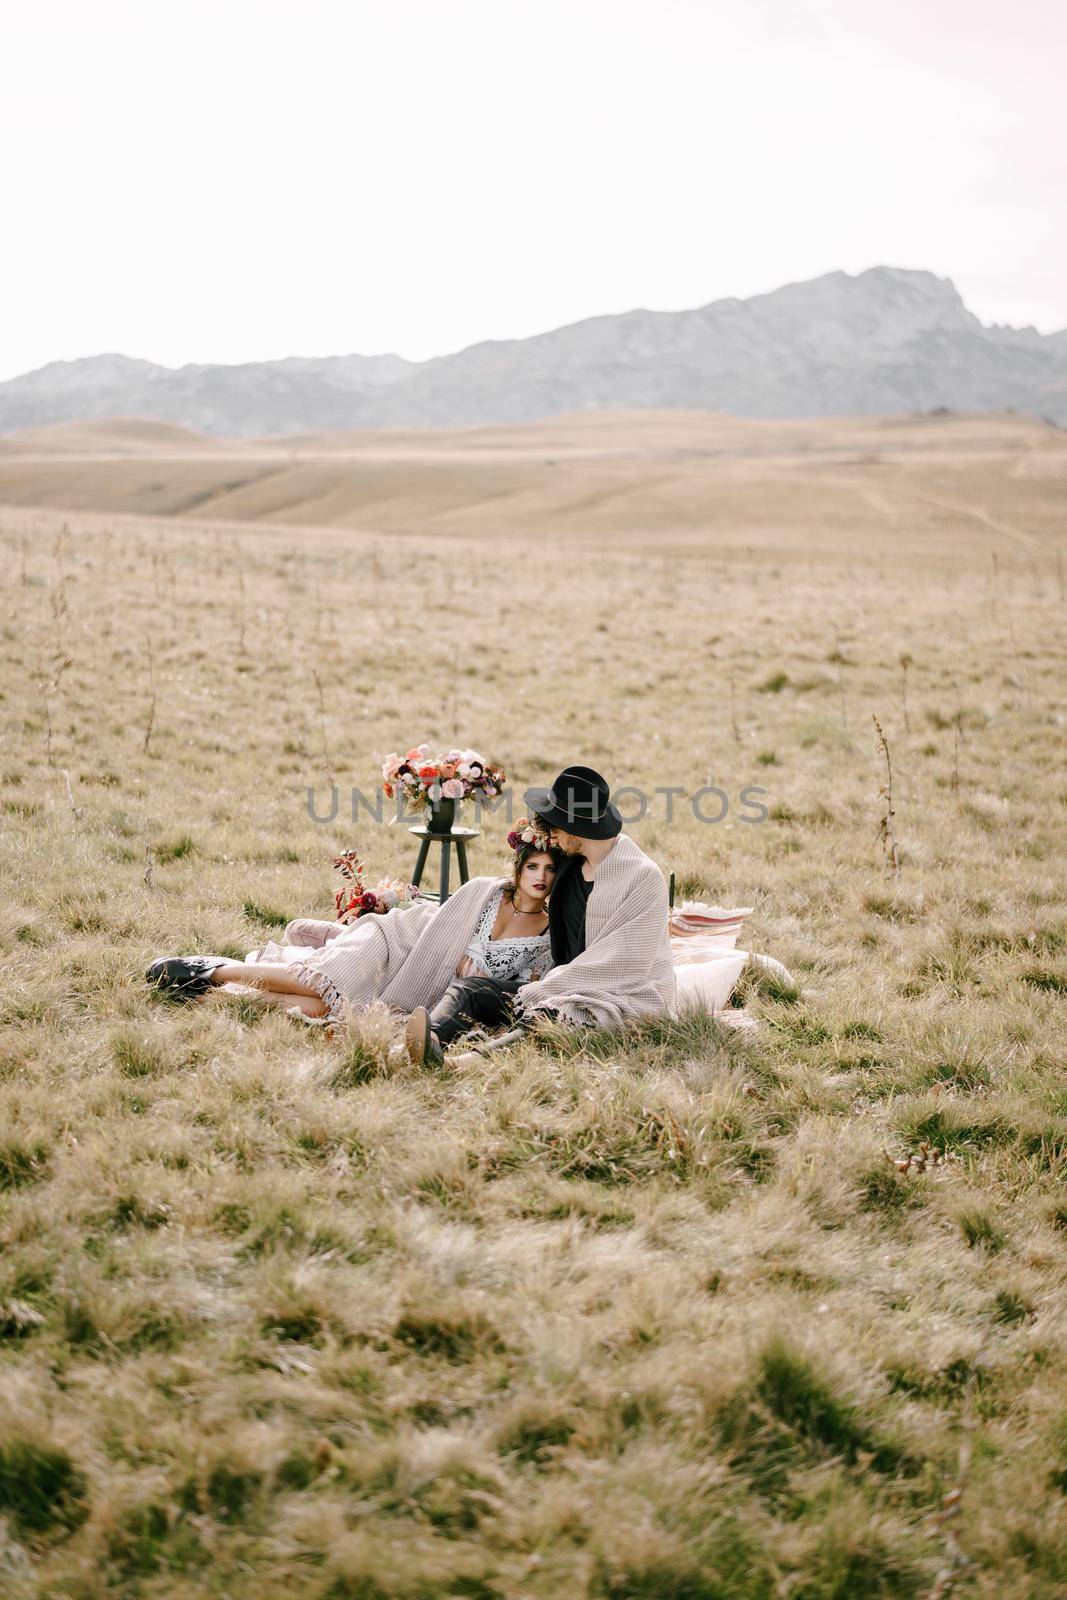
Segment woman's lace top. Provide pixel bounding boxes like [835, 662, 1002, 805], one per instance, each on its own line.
[458, 882, 553, 983]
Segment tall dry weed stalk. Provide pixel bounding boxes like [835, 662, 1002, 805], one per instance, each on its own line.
[143, 636, 157, 755]
[49, 528, 70, 629]
[38, 653, 72, 766]
[950, 693, 964, 792]
[729, 672, 741, 746]
[899, 652, 913, 733]
[1005, 610, 1031, 706]
[872, 714, 900, 877]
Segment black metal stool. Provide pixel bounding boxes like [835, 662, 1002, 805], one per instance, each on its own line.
[408, 825, 479, 903]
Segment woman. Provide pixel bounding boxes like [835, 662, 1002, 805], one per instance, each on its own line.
[145, 829, 562, 1054]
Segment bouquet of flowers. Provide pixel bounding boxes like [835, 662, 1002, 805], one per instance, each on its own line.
[333, 848, 419, 922]
[381, 745, 506, 814]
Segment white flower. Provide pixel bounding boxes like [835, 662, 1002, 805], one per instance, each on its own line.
[457, 762, 471, 778]
[521, 827, 535, 843]
[428, 782, 442, 802]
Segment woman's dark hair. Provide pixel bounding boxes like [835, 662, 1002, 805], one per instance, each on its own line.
[502, 841, 563, 905]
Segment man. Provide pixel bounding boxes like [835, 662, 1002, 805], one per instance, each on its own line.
[458, 765, 676, 1054]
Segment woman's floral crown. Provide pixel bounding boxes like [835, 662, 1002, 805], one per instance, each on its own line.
[506, 816, 551, 853]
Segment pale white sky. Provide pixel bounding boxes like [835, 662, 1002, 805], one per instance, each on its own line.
[2, 0, 1064, 381]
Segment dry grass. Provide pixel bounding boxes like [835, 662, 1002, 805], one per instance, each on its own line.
[1, 410, 1066, 1597]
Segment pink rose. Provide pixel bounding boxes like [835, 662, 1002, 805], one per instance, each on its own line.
[441, 778, 464, 799]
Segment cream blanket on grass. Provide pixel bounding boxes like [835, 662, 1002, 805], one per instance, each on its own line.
[252, 875, 505, 1024]
[249, 834, 674, 1029]
[249, 836, 789, 1029]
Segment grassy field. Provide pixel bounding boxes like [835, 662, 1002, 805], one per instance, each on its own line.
[1, 409, 1066, 1598]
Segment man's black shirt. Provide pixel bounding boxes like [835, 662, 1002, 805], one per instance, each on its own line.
[549, 855, 594, 965]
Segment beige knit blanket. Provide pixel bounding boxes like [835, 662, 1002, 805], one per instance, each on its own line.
[514, 832, 676, 1028]
[256, 832, 675, 1030]
[263, 876, 503, 1023]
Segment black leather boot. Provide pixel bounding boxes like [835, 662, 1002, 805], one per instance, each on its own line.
[146, 955, 229, 998]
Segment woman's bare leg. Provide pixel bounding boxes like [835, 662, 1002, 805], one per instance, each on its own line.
[209, 982, 328, 1019]
[200, 962, 330, 1017]
[208, 961, 324, 997]
[276, 992, 328, 1018]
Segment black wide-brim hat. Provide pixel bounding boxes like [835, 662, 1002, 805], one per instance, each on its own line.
[523, 765, 623, 839]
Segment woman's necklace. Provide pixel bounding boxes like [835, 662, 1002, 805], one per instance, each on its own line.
[512, 894, 546, 918]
